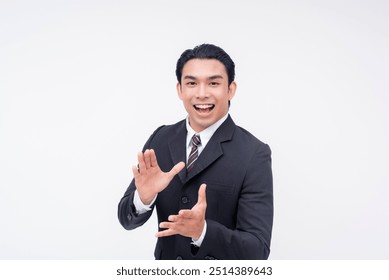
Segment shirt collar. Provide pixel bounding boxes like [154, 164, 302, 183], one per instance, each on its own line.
[186, 113, 229, 148]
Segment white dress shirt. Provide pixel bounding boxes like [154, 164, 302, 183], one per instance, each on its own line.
[133, 113, 229, 246]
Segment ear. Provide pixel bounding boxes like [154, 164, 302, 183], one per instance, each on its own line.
[228, 81, 237, 101]
[176, 82, 183, 100]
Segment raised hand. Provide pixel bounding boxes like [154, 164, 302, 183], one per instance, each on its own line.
[132, 149, 185, 205]
[156, 184, 207, 240]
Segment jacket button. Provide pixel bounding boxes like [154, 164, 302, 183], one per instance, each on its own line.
[181, 196, 189, 204]
[176, 255, 183, 260]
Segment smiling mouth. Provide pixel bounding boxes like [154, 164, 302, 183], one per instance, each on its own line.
[193, 104, 215, 113]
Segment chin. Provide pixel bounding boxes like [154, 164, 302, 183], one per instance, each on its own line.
[193, 119, 214, 131]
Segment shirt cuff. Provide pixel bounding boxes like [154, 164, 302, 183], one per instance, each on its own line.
[133, 190, 157, 215]
[191, 221, 207, 247]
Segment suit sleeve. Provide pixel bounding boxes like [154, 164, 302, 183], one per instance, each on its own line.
[117, 126, 165, 230]
[197, 144, 273, 259]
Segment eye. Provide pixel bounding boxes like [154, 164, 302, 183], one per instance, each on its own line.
[186, 81, 196, 86]
[209, 82, 220, 86]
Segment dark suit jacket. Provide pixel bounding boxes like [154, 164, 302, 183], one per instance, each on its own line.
[118, 115, 273, 260]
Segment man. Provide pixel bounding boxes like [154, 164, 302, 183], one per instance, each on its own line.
[118, 44, 273, 260]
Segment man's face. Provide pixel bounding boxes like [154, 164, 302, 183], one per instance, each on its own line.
[177, 59, 236, 132]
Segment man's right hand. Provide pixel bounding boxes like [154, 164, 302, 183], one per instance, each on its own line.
[132, 149, 185, 205]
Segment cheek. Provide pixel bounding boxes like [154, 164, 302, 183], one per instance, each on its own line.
[215, 92, 230, 104]
[182, 96, 192, 105]
[181, 99, 194, 111]
[180, 90, 193, 100]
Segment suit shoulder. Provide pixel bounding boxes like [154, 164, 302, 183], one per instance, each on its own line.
[233, 125, 271, 153]
[150, 119, 185, 137]
[144, 119, 185, 147]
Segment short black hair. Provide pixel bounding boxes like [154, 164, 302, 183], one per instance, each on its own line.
[175, 44, 235, 85]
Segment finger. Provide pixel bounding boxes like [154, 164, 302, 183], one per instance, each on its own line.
[159, 221, 175, 229]
[178, 209, 193, 219]
[131, 165, 139, 178]
[150, 149, 158, 167]
[144, 149, 151, 169]
[168, 215, 178, 222]
[159, 222, 173, 228]
[137, 151, 146, 174]
[155, 229, 177, 238]
[197, 184, 207, 206]
[168, 161, 185, 179]
[159, 220, 185, 229]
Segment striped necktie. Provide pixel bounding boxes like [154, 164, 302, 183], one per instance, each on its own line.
[187, 134, 201, 171]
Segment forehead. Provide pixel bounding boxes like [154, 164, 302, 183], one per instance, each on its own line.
[182, 59, 227, 78]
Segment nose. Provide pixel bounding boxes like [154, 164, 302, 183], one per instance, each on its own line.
[196, 84, 208, 99]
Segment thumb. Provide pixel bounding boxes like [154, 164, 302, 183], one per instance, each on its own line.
[168, 161, 185, 178]
[197, 183, 207, 206]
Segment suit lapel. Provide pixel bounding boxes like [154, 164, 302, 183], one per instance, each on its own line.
[185, 115, 236, 182]
[168, 116, 236, 184]
[168, 120, 187, 184]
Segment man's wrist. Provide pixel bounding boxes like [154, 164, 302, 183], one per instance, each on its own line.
[138, 191, 157, 206]
[133, 190, 157, 214]
[192, 221, 207, 247]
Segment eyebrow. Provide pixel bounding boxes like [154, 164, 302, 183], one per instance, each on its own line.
[183, 75, 224, 80]
[208, 75, 224, 80]
[183, 75, 197, 80]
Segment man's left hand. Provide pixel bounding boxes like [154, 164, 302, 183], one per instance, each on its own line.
[156, 184, 207, 240]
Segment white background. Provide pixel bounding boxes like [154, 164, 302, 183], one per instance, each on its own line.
[1, 0, 388, 259]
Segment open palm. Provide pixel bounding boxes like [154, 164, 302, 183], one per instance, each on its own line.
[132, 149, 185, 205]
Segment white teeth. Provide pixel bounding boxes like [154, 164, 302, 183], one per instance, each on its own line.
[195, 104, 213, 109]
